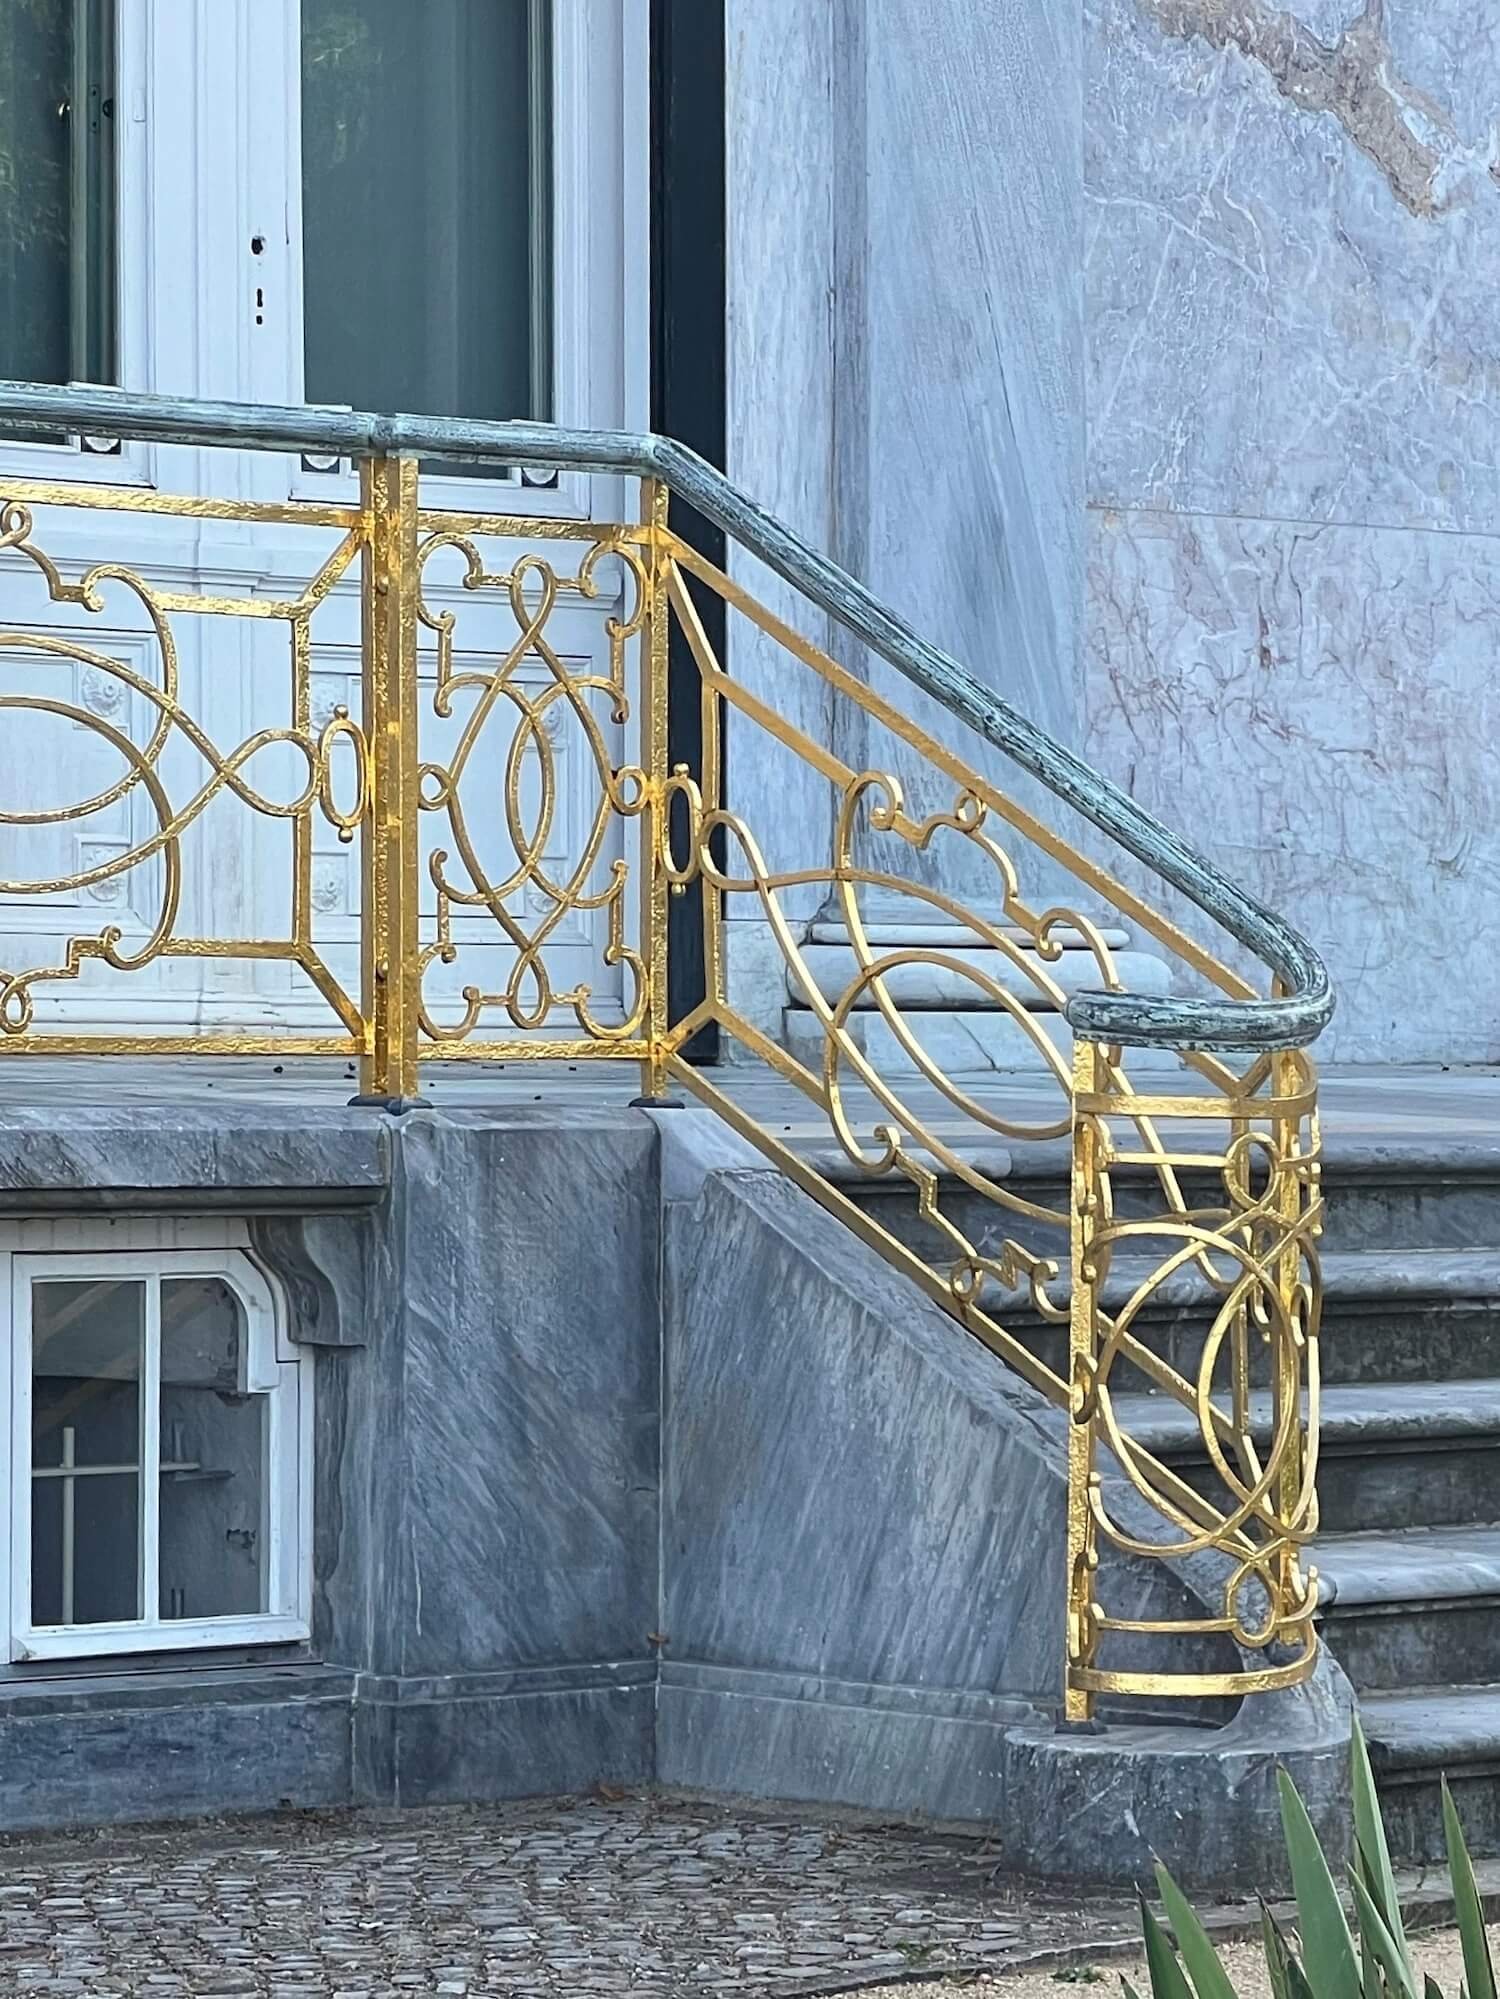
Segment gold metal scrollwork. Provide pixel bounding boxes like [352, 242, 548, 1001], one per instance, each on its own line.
[0, 457, 1324, 1714]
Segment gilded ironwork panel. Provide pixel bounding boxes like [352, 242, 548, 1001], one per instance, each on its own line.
[653, 535, 1326, 1710]
[1064, 1047, 1323, 1709]
[0, 483, 368, 1050]
[407, 504, 654, 1055]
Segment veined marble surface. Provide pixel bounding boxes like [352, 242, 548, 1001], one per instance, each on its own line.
[1085, 0, 1500, 1060]
[1088, 0, 1500, 529]
[724, 0, 838, 917]
[722, 0, 1085, 933]
[1086, 506, 1500, 1061]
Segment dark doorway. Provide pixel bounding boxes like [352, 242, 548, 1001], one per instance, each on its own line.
[651, 0, 725, 1059]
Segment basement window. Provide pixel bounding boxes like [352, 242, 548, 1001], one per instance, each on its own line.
[0, 1226, 311, 1662]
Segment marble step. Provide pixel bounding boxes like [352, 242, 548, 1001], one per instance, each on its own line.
[781, 1002, 1185, 1078]
[1363, 1684, 1500, 1864]
[990, 1249, 1500, 1391]
[787, 941, 1173, 1011]
[804, 918, 1133, 950]
[1316, 1524, 1500, 1692]
[1109, 1378, 1500, 1534]
[806, 1133, 1500, 1259]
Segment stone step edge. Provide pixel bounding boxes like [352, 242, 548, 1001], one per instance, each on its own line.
[989, 1248, 1500, 1318]
[1362, 1685, 1500, 1777]
[1316, 1526, 1500, 1615]
[1111, 1378, 1500, 1458]
[795, 1132, 1500, 1186]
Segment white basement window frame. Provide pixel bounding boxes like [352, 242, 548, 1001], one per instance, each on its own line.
[0, 1219, 312, 1662]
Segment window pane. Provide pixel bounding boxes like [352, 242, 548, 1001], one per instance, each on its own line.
[30, 1277, 142, 1625]
[0, 0, 116, 387]
[159, 1278, 266, 1620]
[301, 0, 550, 423]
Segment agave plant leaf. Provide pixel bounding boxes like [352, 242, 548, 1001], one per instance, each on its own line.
[1284, 1948, 1319, 1999]
[1278, 1766, 1362, 1999]
[1443, 1777, 1496, 1999]
[1422, 1980, 1447, 1999]
[1350, 1872, 1418, 1999]
[1263, 1898, 1321, 1999]
[1351, 1715, 1409, 1963]
[1153, 1863, 1241, 1999]
[1140, 1895, 1198, 1999]
[1262, 1900, 1293, 1999]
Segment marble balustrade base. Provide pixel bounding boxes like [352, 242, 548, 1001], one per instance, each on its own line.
[0, 1096, 1352, 1888]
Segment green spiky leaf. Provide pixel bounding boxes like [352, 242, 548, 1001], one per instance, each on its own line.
[1153, 1862, 1240, 1999]
[1262, 1900, 1293, 1999]
[1140, 1895, 1197, 1999]
[1278, 1766, 1362, 1999]
[1351, 1715, 1409, 1962]
[1351, 1871, 1418, 1999]
[1444, 1778, 1496, 1999]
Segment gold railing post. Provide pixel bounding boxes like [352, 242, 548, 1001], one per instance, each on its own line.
[1272, 1045, 1315, 1627]
[355, 453, 423, 1106]
[636, 475, 672, 1101]
[1064, 1035, 1103, 1724]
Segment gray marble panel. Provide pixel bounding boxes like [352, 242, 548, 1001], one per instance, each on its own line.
[1085, 506, 1500, 1062]
[849, 0, 1086, 912]
[658, 1663, 1023, 1827]
[865, 0, 1083, 746]
[387, 1111, 661, 1679]
[1087, 0, 1500, 532]
[721, 0, 1087, 971]
[661, 1166, 1232, 1707]
[723, 0, 838, 940]
[357, 1663, 656, 1807]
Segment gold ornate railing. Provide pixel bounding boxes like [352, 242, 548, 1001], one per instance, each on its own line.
[0, 385, 1330, 1719]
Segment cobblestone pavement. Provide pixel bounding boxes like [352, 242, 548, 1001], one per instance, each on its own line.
[0, 1794, 1140, 1996]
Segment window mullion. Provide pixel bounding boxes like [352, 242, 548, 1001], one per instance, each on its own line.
[139, 1272, 161, 1625]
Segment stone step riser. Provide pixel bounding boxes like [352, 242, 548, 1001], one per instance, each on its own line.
[1160, 1441, 1500, 1537]
[1008, 1302, 1500, 1391]
[1369, 1767, 1500, 1867]
[1323, 1600, 1500, 1693]
[846, 1176, 1500, 1260]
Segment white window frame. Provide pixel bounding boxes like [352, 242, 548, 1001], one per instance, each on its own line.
[0, 1218, 312, 1662]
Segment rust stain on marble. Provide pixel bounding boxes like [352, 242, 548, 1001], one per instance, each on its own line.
[1139, 0, 1457, 216]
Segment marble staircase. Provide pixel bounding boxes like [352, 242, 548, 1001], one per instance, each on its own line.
[781, 914, 1180, 1075]
[806, 1121, 1500, 1866]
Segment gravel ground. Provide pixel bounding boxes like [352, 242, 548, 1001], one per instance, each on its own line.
[0, 1793, 1142, 1996]
[872, 1923, 1500, 1999]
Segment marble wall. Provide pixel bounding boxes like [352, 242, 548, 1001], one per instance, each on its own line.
[724, 0, 1500, 1062]
[721, 0, 1085, 1030]
[1085, 0, 1500, 1061]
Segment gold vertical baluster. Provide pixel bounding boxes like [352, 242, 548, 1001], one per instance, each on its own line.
[699, 577, 725, 1015]
[636, 476, 672, 1101]
[1064, 1035, 1103, 1724]
[1272, 1043, 1308, 1638]
[355, 454, 423, 1105]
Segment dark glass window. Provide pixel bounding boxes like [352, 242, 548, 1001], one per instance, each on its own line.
[301, 0, 551, 425]
[0, 0, 116, 389]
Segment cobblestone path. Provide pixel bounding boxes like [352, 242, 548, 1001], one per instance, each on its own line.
[0, 1794, 1137, 1996]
